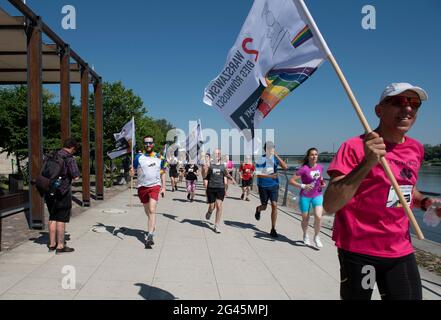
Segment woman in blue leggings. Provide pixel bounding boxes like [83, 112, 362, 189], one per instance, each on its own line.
[289, 148, 326, 248]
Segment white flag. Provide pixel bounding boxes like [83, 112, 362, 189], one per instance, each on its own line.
[203, 0, 325, 138]
[107, 118, 136, 159]
[186, 120, 204, 164]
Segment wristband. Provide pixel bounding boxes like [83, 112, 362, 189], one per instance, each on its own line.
[421, 197, 430, 212]
[300, 184, 306, 190]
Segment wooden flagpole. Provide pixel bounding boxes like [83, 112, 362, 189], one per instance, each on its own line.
[297, 0, 424, 239]
[130, 117, 134, 208]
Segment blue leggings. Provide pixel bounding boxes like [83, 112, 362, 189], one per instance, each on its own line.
[299, 195, 323, 213]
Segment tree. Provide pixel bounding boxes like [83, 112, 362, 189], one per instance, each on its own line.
[0, 85, 60, 174]
[88, 81, 173, 155]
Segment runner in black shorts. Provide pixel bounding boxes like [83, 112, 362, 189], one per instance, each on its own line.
[167, 155, 179, 191]
[204, 149, 229, 234]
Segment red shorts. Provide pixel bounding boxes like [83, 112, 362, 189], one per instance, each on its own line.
[138, 185, 161, 203]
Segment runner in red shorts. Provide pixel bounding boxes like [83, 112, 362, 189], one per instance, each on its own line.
[130, 136, 166, 248]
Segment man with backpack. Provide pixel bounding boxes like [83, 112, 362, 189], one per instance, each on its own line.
[43, 138, 80, 254]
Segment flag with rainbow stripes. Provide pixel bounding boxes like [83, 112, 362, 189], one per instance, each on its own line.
[203, 0, 326, 138]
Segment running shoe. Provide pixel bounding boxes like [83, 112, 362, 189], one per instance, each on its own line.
[214, 225, 221, 234]
[270, 228, 278, 238]
[145, 235, 154, 248]
[245, 198, 250, 201]
[205, 210, 212, 220]
[255, 207, 261, 221]
[314, 235, 323, 248]
[303, 234, 311, 246]
[55, 246, 75, 254]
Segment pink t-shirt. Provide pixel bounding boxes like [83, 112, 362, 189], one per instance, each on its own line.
[296, 164, 324, 198]
[226, 160, 234, 170]
[327, 135, 424, 258]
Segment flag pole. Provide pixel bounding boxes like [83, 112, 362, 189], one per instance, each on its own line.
[296, 0, 424, 239]
[130, 116, 134, 208]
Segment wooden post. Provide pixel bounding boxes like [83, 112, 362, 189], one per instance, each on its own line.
[94, 79, 104, 200]
[60, 45, 71, 142]
[81, 65, 90, 207]
[27, 17, 44, 228]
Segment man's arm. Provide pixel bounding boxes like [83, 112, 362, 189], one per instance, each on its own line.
[323, 132, 386, 213]
[274, 152, 288, 170]
[413, 188, 441, 217]
[161, 171, 166, 196]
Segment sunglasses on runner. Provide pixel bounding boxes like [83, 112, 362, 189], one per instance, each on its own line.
[144, 141, 154, 145]
[383, 96, 422, 109]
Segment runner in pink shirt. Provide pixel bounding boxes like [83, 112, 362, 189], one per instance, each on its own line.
[324, 83, 441, 300]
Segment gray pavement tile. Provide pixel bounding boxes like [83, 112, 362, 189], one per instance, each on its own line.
[218, 283, 290, 300]
[150, 281, 219, 300]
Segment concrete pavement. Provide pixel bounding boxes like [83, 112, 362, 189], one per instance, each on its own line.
[0, 180, 440, 300]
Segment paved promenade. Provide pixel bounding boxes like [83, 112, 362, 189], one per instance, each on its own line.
[1, 181, 440, 300]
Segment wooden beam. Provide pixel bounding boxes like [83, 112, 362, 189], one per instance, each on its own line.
[26, 18, 44, 228]
[94, 80, 104, 200]
[60, 46, 71, 141]
[81, 65, 90, 207]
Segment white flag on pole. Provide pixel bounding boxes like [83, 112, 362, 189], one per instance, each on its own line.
[108, 118, 136, 159]
[203, 0, 325, 139]
[186, 120, 204, 164]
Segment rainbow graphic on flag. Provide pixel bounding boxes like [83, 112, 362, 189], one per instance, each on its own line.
[256, 25, 317, 118]
[257, 67, 318, 118]
[291, 25, 313, 48]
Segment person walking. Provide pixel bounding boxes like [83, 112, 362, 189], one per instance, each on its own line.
[167, 153, 179, 191]
[239, 156, 255, 201]
[185, 162, 199, 202]
[224, 155, 235, 196]
[254, 142, 288, 238]
[130, 136, 166, 249]
[289, 148, 326, 248]
[45, 138, 80, 254]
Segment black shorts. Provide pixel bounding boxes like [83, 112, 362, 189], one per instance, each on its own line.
[206, 188, 225, 203]
[169, 166, 178, 178]
[258, 185, 279, 205]
[45, 190, 72, 223]
[338, 249, 422, 300]
[242, 179, 252, 187]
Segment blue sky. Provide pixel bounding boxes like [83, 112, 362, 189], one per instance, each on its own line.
[2, 0, 440, 154]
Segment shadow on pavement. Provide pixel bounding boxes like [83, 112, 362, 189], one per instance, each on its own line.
[172, 198, 206, 204]
[161, 213, 213, 231]
[29, 231, 71, 247]
[224, 220, 260, 232]
[253, 229, 319, 250]
[92, 222, 145, 245]
[134, 283, 177, 300]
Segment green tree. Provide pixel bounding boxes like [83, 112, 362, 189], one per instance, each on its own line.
[0, 85, 61, 174]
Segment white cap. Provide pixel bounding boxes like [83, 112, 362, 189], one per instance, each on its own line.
[379, 83, 428, 103]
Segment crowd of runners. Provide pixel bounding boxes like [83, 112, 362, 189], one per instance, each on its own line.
[130, 136, 327, 247]
[46, 83, 441, 300]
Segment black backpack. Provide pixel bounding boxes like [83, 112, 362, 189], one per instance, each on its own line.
[35, 151, 68, 197]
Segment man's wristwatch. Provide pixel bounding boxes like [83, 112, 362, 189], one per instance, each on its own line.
[420, 197, 430, 211]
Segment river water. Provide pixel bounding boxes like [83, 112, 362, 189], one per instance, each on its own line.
[280, 163, 441, 244]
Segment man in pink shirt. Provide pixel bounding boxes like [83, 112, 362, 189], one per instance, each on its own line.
[324, 83, 441, 300]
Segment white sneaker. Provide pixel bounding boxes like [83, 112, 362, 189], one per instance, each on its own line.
[214, 225, 221, 234]
[303, 234, 311, 246]
[314, 235, 323, 248]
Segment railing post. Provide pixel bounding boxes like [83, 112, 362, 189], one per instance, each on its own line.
[282, 171, 289, 206]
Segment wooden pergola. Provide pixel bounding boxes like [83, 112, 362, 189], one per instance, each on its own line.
[0, 0, 104, 228]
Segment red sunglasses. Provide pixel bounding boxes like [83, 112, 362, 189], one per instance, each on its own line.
[383, 96, 421, 109]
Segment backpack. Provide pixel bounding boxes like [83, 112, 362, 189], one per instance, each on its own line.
[35, 151, 68, 197]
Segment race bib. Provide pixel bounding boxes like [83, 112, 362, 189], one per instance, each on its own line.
[386, 185, 413, 208]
